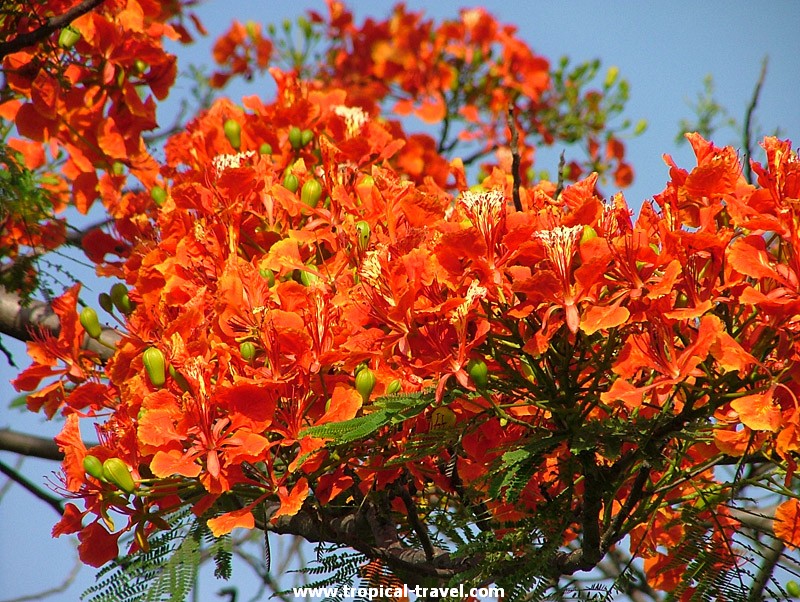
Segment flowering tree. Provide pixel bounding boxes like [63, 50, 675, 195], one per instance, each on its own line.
[2, 1, 800, 601]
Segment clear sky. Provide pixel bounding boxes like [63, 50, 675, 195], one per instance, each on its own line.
[1, 1, 799, 600]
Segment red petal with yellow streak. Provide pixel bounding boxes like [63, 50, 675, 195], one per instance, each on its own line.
[580, 302, 629, 336]
[317, 385, 362, 425]
[150, 449, 201, 478]
[55, 414, 87, 492]
[730, 390, 781, 432]
[271, 478, 309, 522]
[775, 499, 800, 548]
[207, 508, 255, 537]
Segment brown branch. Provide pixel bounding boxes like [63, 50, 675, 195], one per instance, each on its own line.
[0, 459, 64, 515]
[554, 151, 566, 199]
[0, 0, 106, 59]
[551, 453, 604, 576]
[0, 429, 63, 460]
[742, 57, 768, 184]
[257, 500, 475, 585]
[507, 108, 523, 211]
[0, 284, 120, 360]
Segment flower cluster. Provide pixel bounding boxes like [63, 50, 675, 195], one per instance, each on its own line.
[6, 3, 800, 596]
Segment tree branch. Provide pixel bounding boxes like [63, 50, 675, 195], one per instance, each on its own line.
[0, 0, 106, 59]
[0, 285, 120, 360]
[742, 57, 768, 185]
[507, 108, 523, 212]
[257, 500, 476, 585]
[0, 429, 63, 460]
[0, 459, 64, 515]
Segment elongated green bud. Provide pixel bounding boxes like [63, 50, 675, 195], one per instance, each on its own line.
[142, 347, 166, 387]
[102, 458, 136, 494]
[151, 185, 166, 206]
[386, 379, 401, 395]
[223, 119, 241, 150]
[259, 268, 275, 286]
[283, 172, 299, 193]
[467, 359, 488, 389]
[168, 365, 191, 392]
[355, 367, 376, 403]
[288, 126, 303, 150]
[300, 129, 314, 147]
[79, 307, 102, 339]
[240, 341, 256, 362]
[58, 26, 80, 48]
[98, 292, 114, 314]
[355, 220, 370, 252]
[301, 179, 323, 208]
[110, 282, 134, 315]
[83, 455, 104, 480]
[300, 269, 319, 286]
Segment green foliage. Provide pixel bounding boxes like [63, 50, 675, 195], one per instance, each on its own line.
[285, 543, 366, 602]
[81, 511, 209, 602]
[0, 141, 62, 301]
[300, 389, 436, 445]
[676, 74, 738, 145]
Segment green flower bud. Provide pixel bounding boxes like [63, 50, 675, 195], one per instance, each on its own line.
[259, 268, 275, 286]
[301, 179, 323, 208]
[110, 283, 134, 315]
[386, 379, 401, 395]
[83, 455, 104, 480]
[58, 26, 80, 48]
[355, 220, 370, 252]
[98, 292, 114, 314]
[142, 347, 166, 387]
[580, 225, 597, 245]
[430, 406, 456, 430]
[240, 341, 257, 362]
[223, 119, 242, 150]
[168, 365, 191, 392]
[79, 307, 102, 339]
[134, 59, 148, 75]
[102, 458, 136, 494]
[787, 580, 800, 597]
[259, 142, 272, 155]
[300, 269, 319, 286]
[283, 172, 299, 193]
[354, 367, 376, 403]
[151, 185, 166, 206]
[288, 126, 303, 150]
[300, 129, 314, 147]
[467, 359, 488, 389]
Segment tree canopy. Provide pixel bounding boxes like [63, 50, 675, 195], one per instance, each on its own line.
[1, 1, 800, 601]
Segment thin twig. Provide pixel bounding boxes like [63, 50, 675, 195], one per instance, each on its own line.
[507, 108, 523, 211]
[554, 151, 566, 200]
[0, 554, 83, 602]
[742, 57, 768, 184]
[0, 0, 106, 59]
[747, 536, 784, 602]
[0, 459, 64, 515]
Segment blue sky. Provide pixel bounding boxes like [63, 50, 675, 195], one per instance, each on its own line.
[1, 1, 799, 600]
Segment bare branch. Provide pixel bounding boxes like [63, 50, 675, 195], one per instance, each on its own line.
[0, 429, 63, 460]
[0, 0, 106, 59]
[0, 285, 120, 360]
[0, 459, 64, 515]
[742, 57, 768, 184]
[507, 108, 523, 212]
